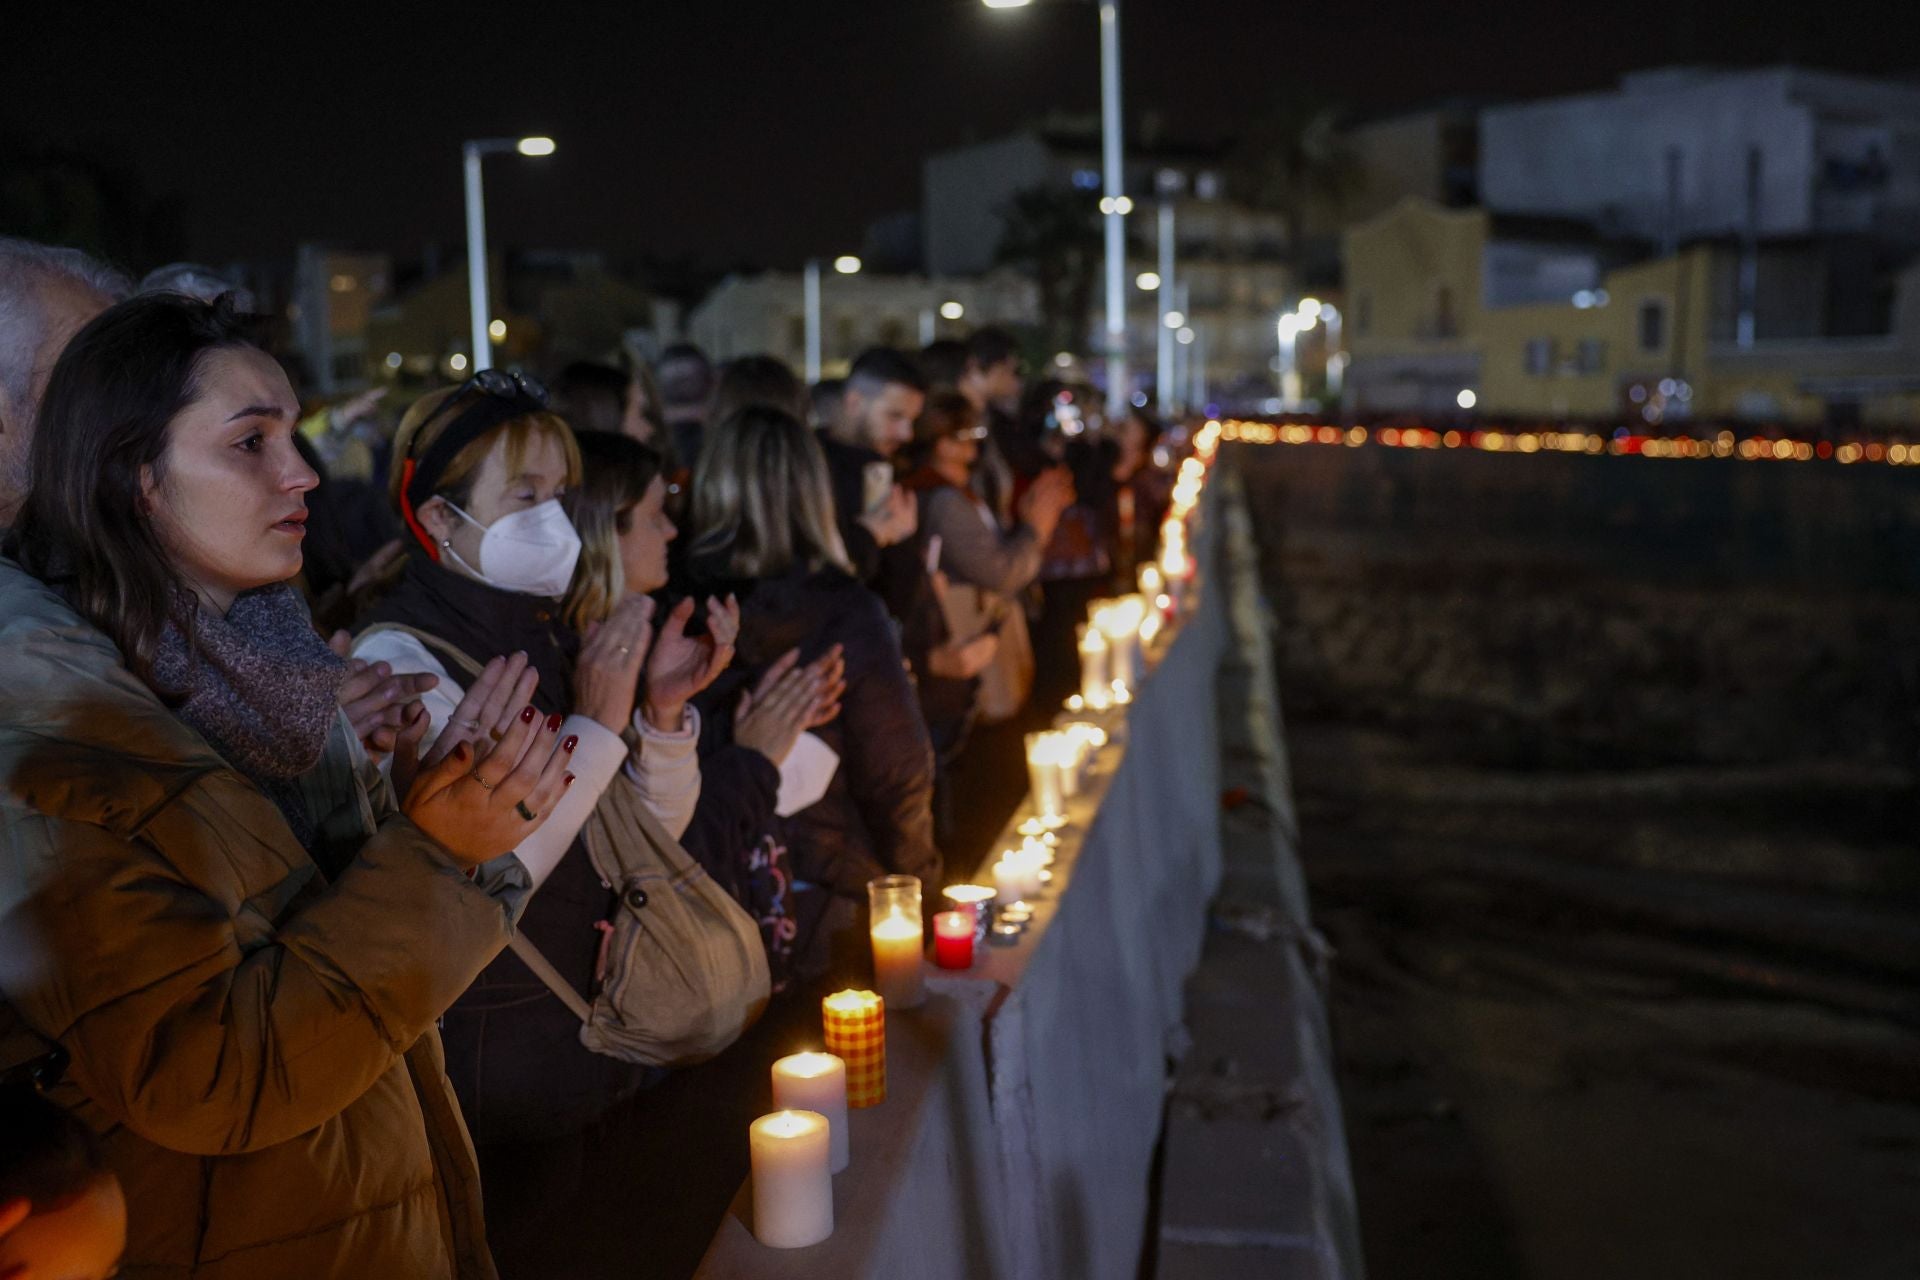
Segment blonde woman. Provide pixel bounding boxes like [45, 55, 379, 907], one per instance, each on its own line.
[349, 374, 739, 1262]
[678, 405, 938, 919]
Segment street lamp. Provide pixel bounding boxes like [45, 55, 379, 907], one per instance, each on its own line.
[804, 255, 863, 383]
[984, 0, 1128, 418]
[1277, 314, 1300, 408]
[1155, 200, 1176, 416]
[462, 135, 554, 374]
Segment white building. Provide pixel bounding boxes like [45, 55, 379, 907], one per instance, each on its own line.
[1480, 67, 1920, 249]
[688, 270, 1039, 373]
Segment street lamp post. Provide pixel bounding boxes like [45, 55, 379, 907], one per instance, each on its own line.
[1155, 200, 1175, 416]
[804, 255, 862, 384]
[984, 0, 1128, 418]
[462, 136, 554, 374]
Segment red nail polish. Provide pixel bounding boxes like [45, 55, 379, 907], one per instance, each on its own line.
[546, 712, 564, 732]
[520, 705, 537, 724]
[563, 735, 578, 752]
[563, 773, 576, 788]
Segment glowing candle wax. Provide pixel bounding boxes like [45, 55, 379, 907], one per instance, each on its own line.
[771, 1053, 849, 1173]
[821, 989, 886, 1107]
[933, 910, 975, 969]
[749, 1109, 833, 1248]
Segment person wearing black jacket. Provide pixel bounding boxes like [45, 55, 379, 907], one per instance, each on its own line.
[679, 405, 938, 955]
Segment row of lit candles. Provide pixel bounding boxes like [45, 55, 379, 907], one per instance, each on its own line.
[1216, 418, 1920, 467]
[748, 431, 1225, 1251]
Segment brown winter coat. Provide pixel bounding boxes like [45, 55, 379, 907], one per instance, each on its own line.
[0, 559, 511, 1278]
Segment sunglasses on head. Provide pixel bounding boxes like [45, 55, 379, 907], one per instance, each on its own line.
[453, 368, 549, 408]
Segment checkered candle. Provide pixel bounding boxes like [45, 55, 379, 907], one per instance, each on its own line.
[821, 989, 886, 1108]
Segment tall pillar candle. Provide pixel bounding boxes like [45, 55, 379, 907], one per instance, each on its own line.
[771, 1053, 849, 1173]
[821, 989, 886, 1107]
[1078, 625, 1111, 708]
[749, 1109, 834, 1248]
[1024, 731, 1069, 825]
[866, 875, 925, 1009]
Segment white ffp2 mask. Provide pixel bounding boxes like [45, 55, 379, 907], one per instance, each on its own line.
[443, 498, 582, 598]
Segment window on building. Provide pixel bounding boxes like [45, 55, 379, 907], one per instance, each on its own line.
[1524, 338, 1554, 376]
[1638, 301, 1667, 353]
[1576, 338, 1607, 374]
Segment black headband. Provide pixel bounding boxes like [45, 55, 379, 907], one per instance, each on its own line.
[402, 392, 547, 514]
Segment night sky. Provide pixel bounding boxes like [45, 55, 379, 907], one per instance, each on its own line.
[13, 0, 1920, 274]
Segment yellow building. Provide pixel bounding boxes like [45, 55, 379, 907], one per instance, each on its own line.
[1346, 196, 1920, 428]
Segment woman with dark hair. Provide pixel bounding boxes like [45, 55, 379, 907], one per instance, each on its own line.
[566, 430, 844, 986]
[678, 405, 937, 955]
[0, 292, 575, 1278]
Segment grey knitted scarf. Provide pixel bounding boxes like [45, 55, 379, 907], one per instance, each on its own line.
[152, 584, 347, 849]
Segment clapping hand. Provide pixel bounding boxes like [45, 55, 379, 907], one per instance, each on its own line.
[390, 651, 539, 804]
[331, 630, 439, 760]
[575, 595, 656, 733]
[643, 595, 740, 731]
[733, 645, 847, 765]
[401, 692, 578, 868]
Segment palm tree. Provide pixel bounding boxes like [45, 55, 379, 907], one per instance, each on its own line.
[994, 185, 1103, 357]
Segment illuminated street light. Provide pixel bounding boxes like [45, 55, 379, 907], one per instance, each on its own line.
[940, 300, 966, 320]
[805, 254, 864, 382]
[1136, 271, 1161, 291]
[1163, 310, 1187, 329]
[1297, 297, 1322, 321]
[488, 318, 507, 342]
[1457, 389, 1478, 410]
[987, 0, 1128, 415]
[463, 135, 556, 372]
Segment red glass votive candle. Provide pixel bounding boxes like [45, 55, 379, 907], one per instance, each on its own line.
[932, 910, 975, 969]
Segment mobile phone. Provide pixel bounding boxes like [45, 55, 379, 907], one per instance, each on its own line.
[925, 534, 943, 575]
[862, 461, 893, 517]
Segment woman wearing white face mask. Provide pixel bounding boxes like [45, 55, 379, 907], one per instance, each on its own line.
[350, 375, 741, 1260]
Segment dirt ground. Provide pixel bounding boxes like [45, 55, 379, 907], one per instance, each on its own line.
[1288, 713, 1920, 1280]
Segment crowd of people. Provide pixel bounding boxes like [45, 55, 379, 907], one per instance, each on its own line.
[0, 236, 1175, 1279]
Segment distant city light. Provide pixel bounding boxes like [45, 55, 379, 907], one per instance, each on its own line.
[833, 255, 862, 275]
[1573, 290, 1596, 309]
[939, 300, 965, 320]
[1297, 297, 1322, 320]
[385, 351, 403, 369]
[1456, 389, 1478, 409]
[1177, 327, 1196, 345]
[1164, 310, 1187, 329]
[488, 319, 507, 342]
[1054, 352, 1074, 367]
[329, 274, 356, 293]
[982, 0, 1032, 8]
[449, 353, 470, 372]
[1136, 272, 1162, 291]
[516, 137, 557, 157]
[1098, 196, 1134, 215]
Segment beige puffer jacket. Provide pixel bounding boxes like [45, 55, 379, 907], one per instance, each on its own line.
[0, 559, 511, 1278]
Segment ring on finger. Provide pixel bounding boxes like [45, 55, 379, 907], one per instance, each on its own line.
[471, 772, 497, 791]
[515, 800, 538, 821]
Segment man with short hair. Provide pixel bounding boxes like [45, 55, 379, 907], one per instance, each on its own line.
[0, 239, 128, 524]
[956, 326, 1034, 527]
[821, 347, 928, 578]
[655, 342, 715, 469]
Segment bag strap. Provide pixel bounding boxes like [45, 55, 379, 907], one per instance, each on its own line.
[360, 624, 599, 1025]
[506, 932, 596, 1024]
[354, 622, 489, 682]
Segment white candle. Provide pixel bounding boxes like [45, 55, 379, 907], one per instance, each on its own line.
[1078, 626, 1110, 708]
[750, 1109, 834, 1248]
[771, 1054, 849, 1173]
[869, 913, 925, 1010]
[1025, 731, 1069, 824]
[993, 853, 1026, 905]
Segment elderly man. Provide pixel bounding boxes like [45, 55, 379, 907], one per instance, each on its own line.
[0, 239, 128, 524]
